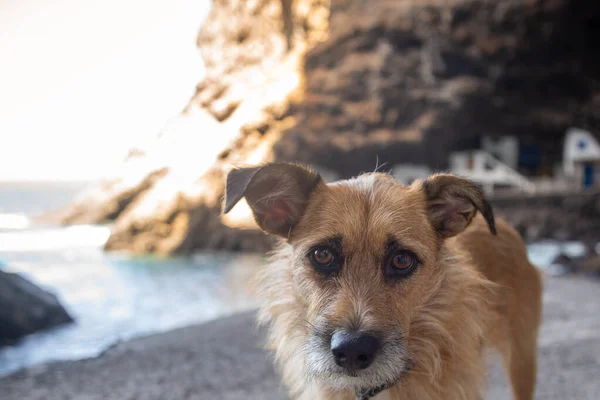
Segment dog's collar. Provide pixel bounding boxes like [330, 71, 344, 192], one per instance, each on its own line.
[355, 383, 390, 400]
[354, 358, 415, 399]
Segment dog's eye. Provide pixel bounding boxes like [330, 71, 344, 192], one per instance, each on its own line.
[387, 250, 419, 277]
[308, 246, 338, 273]
[392, 252, 414, 270]
[312, 247, 334, 265]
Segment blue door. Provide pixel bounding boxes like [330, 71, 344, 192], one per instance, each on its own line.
[583, 164, 594, 188]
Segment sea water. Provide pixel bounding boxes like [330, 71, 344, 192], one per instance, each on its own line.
[0, 182, 262, 377]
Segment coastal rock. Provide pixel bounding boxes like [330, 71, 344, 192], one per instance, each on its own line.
[580, 255, 600, 277]
[491, 191, 600, 244]
[43, 167, 168, 225]
[544, 251, 600, 278]
[0, 269, 73, 345]
[54, 0, 600, 255]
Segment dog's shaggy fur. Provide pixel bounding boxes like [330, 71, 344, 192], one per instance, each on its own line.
[223, 163, 542, 400]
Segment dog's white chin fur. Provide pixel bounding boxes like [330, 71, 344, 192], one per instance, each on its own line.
[305, 337, 409, 391]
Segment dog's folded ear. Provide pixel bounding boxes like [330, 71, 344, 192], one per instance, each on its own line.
[415, 173, 497, 238]
[222, 163, 323, 237]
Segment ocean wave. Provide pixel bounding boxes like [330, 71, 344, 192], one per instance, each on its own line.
[0, 213, 30, 230]
[0, 225, 111, 252]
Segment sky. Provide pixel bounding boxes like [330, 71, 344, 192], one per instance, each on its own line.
[0, 0, 211, 181]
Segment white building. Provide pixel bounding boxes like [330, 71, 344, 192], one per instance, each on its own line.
[449, 150, 535, 195]
[481, 135, 519, 170]
[563, 127, 600, 190]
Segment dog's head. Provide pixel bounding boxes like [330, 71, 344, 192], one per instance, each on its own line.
[223, 162, 496, 391]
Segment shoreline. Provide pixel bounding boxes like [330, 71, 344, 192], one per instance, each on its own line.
[1, 275, 599, 399]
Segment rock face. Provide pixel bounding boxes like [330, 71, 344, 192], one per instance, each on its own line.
[0, 269, 73, 345]
[274, 0, 600, 176]
[55, 0, 600, 255]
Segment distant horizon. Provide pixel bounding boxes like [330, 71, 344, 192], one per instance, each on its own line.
[0, 0, 211, 181]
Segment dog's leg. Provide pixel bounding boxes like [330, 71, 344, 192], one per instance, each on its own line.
[500, 263, 543, 400]
[503, 334, 538, 400]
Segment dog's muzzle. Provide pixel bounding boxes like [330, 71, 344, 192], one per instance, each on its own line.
[306, 324, 411, 393]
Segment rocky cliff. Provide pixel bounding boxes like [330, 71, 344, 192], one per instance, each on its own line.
[54, 0, 600, 255]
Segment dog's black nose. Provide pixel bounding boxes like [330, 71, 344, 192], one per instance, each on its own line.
[331, 331, 380, 370]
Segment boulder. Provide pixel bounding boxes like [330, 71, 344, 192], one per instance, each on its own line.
[0, 269, 73, 345]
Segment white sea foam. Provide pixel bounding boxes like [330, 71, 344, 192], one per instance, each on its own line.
[0, 225, 111, 252]
[0, 213, 30, 230]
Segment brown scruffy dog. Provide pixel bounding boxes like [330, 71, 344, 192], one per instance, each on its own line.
[223, 163, 542, 400]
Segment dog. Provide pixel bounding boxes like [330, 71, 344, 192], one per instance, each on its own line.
[223, 162, 542, 400]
